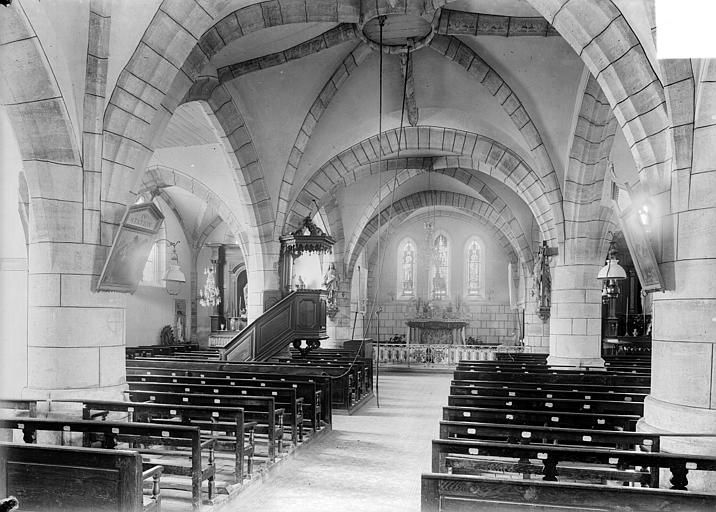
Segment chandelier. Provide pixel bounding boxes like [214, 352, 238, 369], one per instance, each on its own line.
[199, 265, 221, 307]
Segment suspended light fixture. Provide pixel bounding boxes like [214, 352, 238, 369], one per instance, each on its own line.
[199, 262, 221, 307]
[154, 239, 185, 296]
[597, 232, 627, 303]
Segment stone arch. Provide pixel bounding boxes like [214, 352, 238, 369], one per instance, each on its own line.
[346, 190, 525, 278]
[525, 0, 672, 195]
[274, 41, 373, 238]
[183, 79, 274, 242]
[427, 34, 563, 215]
[563, 74, 619, 263]
[342, 163, 533, 270]
[138, 165, 248, 263]
[288, 126, 560, 245]
[99, 0, 367, 244]
[1, 4, 83, 243]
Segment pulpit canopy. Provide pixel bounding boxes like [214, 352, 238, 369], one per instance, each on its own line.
[280, 216, 336, 256]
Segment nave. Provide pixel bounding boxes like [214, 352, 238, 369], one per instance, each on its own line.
[219, 372, 451, 512]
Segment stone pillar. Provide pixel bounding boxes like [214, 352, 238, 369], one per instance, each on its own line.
[639, 233, 716, 474]
[523, 309, 549, 353]
[326, 276, 353, 345]
[547, 264, 604, 367]
[637, 63, 716, 488]
[25, 240, 127, 401]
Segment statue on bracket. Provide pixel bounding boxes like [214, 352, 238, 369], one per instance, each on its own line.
[532, 241, 554, 321]
[323, 262, 341, 319]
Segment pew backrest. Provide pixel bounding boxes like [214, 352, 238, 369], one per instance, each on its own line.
[0, 441, 162, 512]
[421, 473, 716, 512]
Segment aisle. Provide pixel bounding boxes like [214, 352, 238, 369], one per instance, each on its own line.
[220, 371, 451, 512]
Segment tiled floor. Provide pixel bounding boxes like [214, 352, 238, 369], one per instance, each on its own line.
[216, 371, 452, 512]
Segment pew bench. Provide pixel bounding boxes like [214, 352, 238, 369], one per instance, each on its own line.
[0, 442, 163, 512]
[70, 400, 256, 483]
[127, 380, 304, 444]
[443, 405, 640, 431]
[453, 370, 650, 387]
[439, 420, 662, 484]
[446, 394, 644, 415]
[0, 418, 213, 510]
[421, 473, 716, 512]
[451, 379, 651, 395]
[0, 398, 40, 418]
[126, 358, 366, 410]
[127, 372, 324, 432]
[126, 366, 330, 429]
[125, 389, 284, 463]
[450, 384, 647, 403]
[432, 438, 716, 489]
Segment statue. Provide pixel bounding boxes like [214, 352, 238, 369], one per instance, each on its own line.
[174, 310, 185, 342]
[296, 275, 305, 290]
[533, 242, 552, 321]
[322, 262, 340, 302]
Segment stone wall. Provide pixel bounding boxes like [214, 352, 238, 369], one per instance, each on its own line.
[365, 301, 518, 345]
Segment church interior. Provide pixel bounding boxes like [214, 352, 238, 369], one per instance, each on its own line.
[1, 0, 716, 510]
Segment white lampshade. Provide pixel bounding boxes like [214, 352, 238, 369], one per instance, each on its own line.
[597, 258, 627, 281]
[162, 246, 186, 296]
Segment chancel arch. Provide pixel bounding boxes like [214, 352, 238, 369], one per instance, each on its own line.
[289, 127, 560, 246]
[341, 162, 534, 272]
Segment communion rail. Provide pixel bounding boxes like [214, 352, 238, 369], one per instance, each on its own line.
[374, 343, 523, 368]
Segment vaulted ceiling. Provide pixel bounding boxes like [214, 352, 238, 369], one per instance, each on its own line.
[145, 0, 645, 265]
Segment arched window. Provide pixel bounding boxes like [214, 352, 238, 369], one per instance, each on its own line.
[431, 233, 449, 299]
[465, 238, 484, 297]
[397, 238, 416, 298]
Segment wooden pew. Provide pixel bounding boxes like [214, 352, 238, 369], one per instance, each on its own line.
[456, 361, 651, 374]
[439, 420, 660, 484]
[431, 438, 716, 489]
[451, 378, 650, 395]
[73, 400, 256, 483]
[0, 398, 39, 418]
[446, 394, 644, 415]
[127, 358, 360, 411]
[443, 405, 640, 431]
[127, 372, 323, 433]
[126, 366, 329, 429]
[453, 369, 650, 387]
[0, 418, 214, 510]
[421, 473, 716, 512]
[450, 383, 647, 403]
[127, 380, 303, 444]
[439, 420, 660, 449]
[0, 442, 163, 512]
[125, 389, 283, 462]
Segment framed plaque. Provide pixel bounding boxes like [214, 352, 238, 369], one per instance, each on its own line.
[619, 206, 664, 292]
[97, 203, 165, 293]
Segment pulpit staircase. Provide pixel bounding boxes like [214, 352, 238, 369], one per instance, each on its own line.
[215, 290, 327, 362]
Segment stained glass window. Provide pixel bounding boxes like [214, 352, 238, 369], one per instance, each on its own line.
[466, 239, 481, 296]
[399, 239, 415, 297]
[432, 234, 449, 299]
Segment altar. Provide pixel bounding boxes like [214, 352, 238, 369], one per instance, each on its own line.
[406, 319, 468, 344]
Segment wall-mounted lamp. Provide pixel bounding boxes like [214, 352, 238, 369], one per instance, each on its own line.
[597, 232, 627, 303]
[637, 199, 652, 231]
[156, 239, 186, 296]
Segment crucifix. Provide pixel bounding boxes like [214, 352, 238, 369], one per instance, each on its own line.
[533, 241, 557, 321]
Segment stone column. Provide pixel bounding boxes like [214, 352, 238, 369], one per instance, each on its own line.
[326, 276, 353, 346]
[637, 62, 716, 487]
[25, 240, 127, 401]
[639, 218, 716, 470]
[547, 264, 604, 367]
[523, 309, 549, 353]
